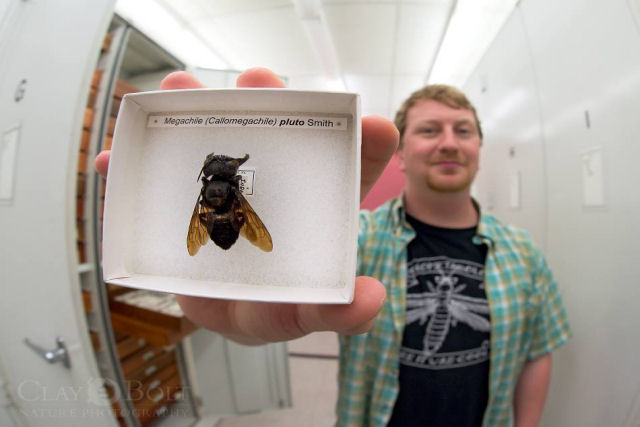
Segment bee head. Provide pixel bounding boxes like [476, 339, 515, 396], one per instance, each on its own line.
[198, 153, 249, 181]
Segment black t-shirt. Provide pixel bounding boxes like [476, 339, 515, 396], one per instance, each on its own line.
[388, 214, 490, 427]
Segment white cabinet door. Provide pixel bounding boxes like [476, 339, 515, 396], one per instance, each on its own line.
[465, 0, 640, 425]
[463, 7, 548, 248]
[186, 329, 291, 420]
[0, 1, 115, 425]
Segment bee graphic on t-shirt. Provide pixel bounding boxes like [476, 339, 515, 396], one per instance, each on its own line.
[406, 270, 490, 356]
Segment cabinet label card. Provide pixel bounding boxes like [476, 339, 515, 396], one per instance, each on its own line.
[0, 124, 20, 203]
[582, 147, 605, 207]
[147, 114, 348, 130]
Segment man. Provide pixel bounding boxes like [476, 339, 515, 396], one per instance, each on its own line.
[95, 68, 570, 426]
[341, 85, 571, 426]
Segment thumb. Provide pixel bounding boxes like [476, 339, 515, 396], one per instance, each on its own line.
[298, 276, 386, 335]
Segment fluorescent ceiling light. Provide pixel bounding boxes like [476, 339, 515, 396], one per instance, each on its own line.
[293, 0, 346, 91]
[324, 77, 348, 92]
[428, 0, 518, 87]
[115, 0, 228, 69]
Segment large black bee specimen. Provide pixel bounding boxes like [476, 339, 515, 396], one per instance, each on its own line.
[187, 153, 273, 255]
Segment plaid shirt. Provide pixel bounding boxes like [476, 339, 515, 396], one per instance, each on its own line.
[337, 196, 571, 426]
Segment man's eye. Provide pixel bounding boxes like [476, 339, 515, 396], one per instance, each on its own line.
[420, 128, 437, 134]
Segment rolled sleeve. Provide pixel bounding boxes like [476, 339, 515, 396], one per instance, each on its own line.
[527, 250, 572, 360]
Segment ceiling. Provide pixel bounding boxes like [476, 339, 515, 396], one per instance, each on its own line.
[115, 0, 517, 119]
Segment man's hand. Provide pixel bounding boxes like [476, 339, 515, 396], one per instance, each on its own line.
[94, 67, 398, 345]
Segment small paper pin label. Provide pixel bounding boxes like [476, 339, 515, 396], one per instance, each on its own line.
[238, 168, 255, 196]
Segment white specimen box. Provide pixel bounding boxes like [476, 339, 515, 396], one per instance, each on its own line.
[102, 88, 361, 304]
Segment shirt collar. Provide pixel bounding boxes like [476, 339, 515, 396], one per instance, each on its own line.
[389, 194, 495, 249]
[472, 198, 495, 249]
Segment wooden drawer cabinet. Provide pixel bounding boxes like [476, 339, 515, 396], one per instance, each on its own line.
[79, 25, 189, 427]
[138, 363, 179, 397]
[137, 373, 182, 426]
[124, 348, 175, 384]
[121, 345, 162, 377]
[110, 332, 184, 425]
[116, 335, 147, 359]
[82, 290, 92, 312]
[109, 288, 197, 347]
[114, 79, 140, 99]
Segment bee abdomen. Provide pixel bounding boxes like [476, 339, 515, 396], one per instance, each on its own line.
[209, 218, 241, 250]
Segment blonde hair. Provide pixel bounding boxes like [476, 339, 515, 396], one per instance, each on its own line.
[394, 84, 483, 146]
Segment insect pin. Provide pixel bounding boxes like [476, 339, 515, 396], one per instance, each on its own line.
[187, 153, 273, 255]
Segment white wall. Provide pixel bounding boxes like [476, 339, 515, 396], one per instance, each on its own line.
[464, 0, 640, 425]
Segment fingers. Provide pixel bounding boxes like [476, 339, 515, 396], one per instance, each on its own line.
[360, 116, 399, 202]
[176, 276, 386, 344]
[174, 295, 265, 345]
[160, 71, 205, 90]
[94, 150, 110, 178]
[176, 294, 300, 344]
[298, 276, 387, 335]
[236, 67, 286, 88]
[161, 68, 286, 90]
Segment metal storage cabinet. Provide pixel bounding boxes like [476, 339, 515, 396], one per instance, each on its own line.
[0, 1, 119, 426]
[0, 2, 290, 426]
[464, 0, 640, 425]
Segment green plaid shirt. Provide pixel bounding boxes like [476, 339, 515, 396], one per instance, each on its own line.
[338, 196, 571, 426]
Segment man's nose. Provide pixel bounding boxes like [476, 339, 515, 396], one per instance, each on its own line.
[438, 126, 458, 151]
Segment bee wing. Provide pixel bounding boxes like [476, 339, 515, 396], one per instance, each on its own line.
[450, 301, 491, 332]
[238, 194, 273, 252]
[187, 196, 211, 256]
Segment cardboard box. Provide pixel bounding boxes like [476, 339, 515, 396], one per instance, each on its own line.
[103, 88, 361, 304]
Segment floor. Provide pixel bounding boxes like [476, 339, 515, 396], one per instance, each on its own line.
[216, 332, 340, 427]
